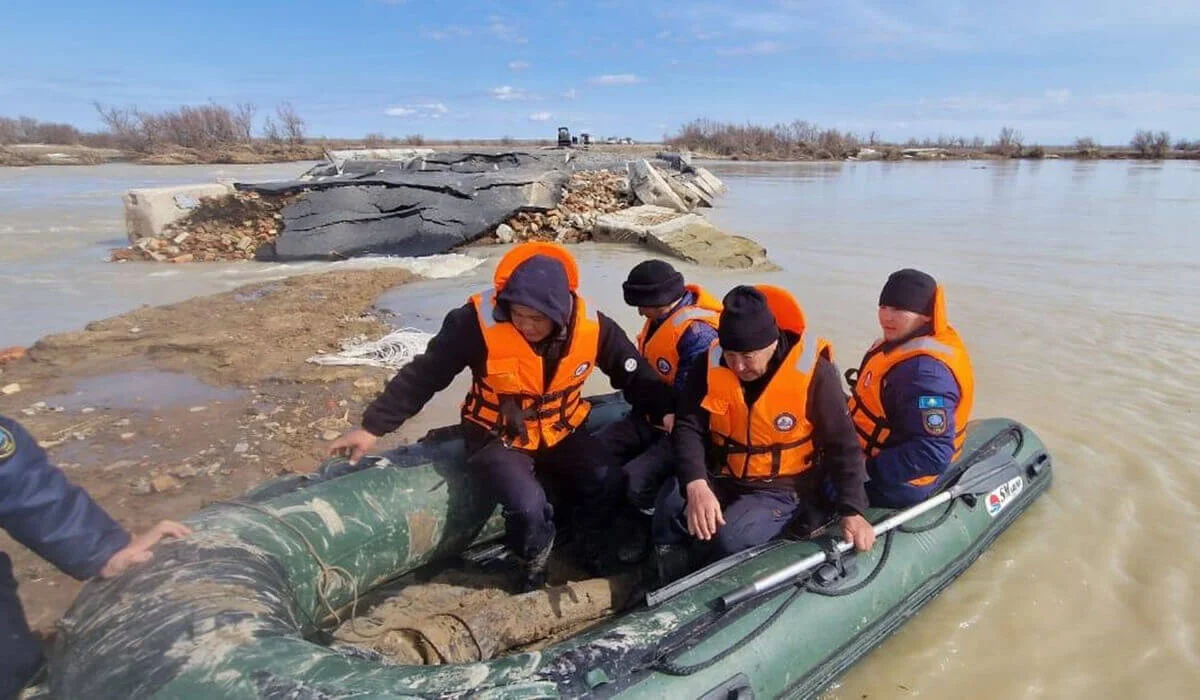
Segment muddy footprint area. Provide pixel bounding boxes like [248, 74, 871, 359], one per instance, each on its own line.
[331, 555, 642, 665]
[0, 268, 422, 635]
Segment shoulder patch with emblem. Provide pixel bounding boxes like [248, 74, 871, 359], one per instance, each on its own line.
[0, 425, 16, 462]
[922, 408, 948, 435]
[918, 395, 946, 409]
[623, 357, 638, 373]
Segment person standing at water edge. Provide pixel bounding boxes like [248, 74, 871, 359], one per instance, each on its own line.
[328, 242, 672, 591]
[652, 285, 874, 583]
[0, 415, 190, 698]
[846, 269, 975, 508]
[597, 260, 720, 514]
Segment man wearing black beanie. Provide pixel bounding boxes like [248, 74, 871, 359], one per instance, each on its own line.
[650, 285, 874, 583]
[597, 260, 721, 516]
[846, 269, 975, 508]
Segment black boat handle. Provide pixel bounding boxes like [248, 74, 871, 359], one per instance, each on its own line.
[699, 672, 755, 700]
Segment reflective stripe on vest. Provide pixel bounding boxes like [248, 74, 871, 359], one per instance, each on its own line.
[461, 288, 600, 451]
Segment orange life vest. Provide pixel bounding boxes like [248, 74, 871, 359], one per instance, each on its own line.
[847, 285, 975, 484]
[636, 284, 722, 385]
[461, 243, 600, 451]
[700, 285, 832, 480]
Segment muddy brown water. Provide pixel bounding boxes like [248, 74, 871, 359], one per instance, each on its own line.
[2, 159, 1199, 696]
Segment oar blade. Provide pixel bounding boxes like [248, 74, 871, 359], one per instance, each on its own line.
[950, 450, 1021, 496]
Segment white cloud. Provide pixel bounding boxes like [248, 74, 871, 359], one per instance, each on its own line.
[589, 74, 642, 85]
[487, 17, 527, 43]
[385, 102, 449, 119]
[656, 30, 672, 39]
[529, 111, 552, 122]
[562, 88, 578, 100]
[421, 25, 471, 40]
[1044, 88, 1072, 105]
[508, 60, 530, 70]
[491, 85, 531, 101]
[717, 40, 784, 56]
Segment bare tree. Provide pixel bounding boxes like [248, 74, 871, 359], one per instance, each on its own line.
[1131, 129, 1170, 158]
[261, 115, 283, 143]
[275, 102, 305, 144]
[992, 126, 1023, 157]
[233, 103, 256, 142]
[1074, 137, 1100, 158]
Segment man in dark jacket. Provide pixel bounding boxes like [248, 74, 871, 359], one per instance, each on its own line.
[650, 286, 875, 583]
[330, 244, 672, 590]
[597, 260, 720, 514]
[1, 415, 190, 698]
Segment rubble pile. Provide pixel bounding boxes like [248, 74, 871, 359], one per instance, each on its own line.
[494, 170, 631, 244]
[112, 191, 290, 263]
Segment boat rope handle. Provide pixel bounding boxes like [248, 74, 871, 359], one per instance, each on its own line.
[214, 500, 391, 639]
[651, 530, 896, 676]
[897, 497, 956, 534]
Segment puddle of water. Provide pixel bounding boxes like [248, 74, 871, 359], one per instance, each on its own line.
[233, 283, 282, 303]
[44, 370, 243, 411]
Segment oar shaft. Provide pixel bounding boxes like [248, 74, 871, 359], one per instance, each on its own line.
[718, 490, 954, 610]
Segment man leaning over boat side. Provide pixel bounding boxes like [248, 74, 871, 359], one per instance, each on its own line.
[0, 415, 190, 698]
[328, 242, 673, 592]
[845, 269, 975, 508]
[649, 285, 875, 584]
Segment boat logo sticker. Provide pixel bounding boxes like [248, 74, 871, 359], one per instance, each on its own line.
[575, 362, 593, 377]
[656, 357, 672, 375]
[986, 476, 1024, 517]
[0, 425, 14, 462]
[774, 412, 797, 432]
[922, 408, 948, 435]
[623, 357, 638, 373]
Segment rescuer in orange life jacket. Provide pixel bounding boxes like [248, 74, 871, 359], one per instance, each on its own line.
[650, 285, 875, 584]
[846, 269, 975, 508]
[596, 260, 721, 515]
[329, 243, 672, 591]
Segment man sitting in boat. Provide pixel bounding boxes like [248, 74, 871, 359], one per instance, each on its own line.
[597, 260, 720, 515]
[846, 269, 976, 508]
[329, 243, 672, 591]
[1, 415, 190, 697]
[651, 286, 875, 583]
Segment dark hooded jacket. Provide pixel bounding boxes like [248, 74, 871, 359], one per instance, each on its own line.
[362, 257, 672, 448]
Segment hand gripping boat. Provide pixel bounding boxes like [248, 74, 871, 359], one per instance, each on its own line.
[48, 395, 1052, 698]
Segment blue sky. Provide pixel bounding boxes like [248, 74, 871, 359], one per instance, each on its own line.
[2, 0, 1198, 144]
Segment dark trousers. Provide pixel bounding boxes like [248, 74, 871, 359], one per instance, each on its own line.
[595, 414, 674, 512]
[466, 428, 619, 561]
[652, 477, 801, 560]
[1, 554, 43, 700]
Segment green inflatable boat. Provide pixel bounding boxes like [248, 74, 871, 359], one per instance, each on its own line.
[48, 395, 1052, 698]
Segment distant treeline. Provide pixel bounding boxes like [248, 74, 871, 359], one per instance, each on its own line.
[663, 118, 1198, 160]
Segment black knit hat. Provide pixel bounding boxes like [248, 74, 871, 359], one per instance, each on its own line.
[622, 259, 686, 307]
[718, 286, 779, 352]
[879, 269, 937, 316]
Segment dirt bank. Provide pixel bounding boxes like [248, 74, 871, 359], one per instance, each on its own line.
[0, 268, 420, 635]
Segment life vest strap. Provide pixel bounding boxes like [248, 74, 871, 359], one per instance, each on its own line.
[712, 433, 816, 480]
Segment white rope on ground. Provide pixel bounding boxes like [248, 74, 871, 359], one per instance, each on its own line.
[307, 328, 433, 370]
